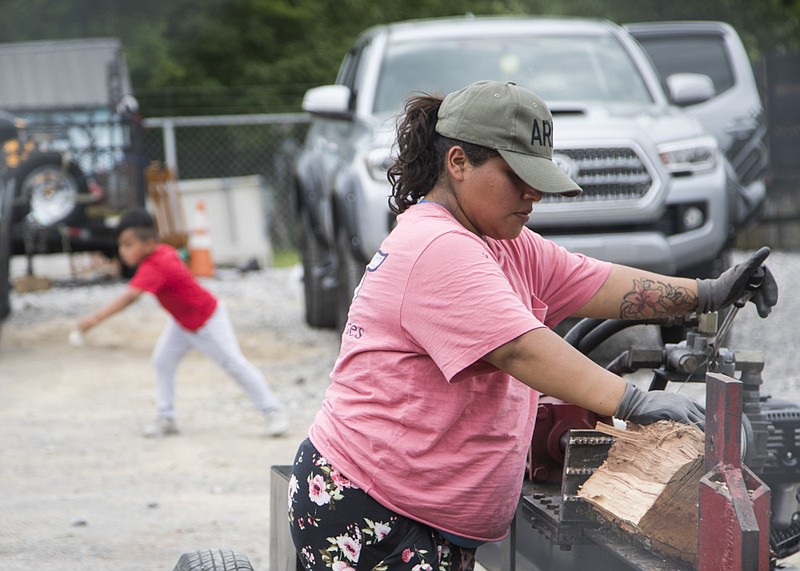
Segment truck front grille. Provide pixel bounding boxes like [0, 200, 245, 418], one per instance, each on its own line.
[544, 147, 653, 203]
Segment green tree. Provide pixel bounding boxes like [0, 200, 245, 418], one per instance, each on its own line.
[0, 0, 798, 116]
[134, 0, 529, 115]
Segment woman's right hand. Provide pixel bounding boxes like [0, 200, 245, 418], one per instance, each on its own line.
[614, 381, 705, 430]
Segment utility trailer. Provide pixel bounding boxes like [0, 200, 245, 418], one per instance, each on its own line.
[0, 38, 146, 270]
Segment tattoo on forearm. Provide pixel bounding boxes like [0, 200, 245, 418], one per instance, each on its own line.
[619, 278, 698, 319]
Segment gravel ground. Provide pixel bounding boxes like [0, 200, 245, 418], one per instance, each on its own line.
[726, 249, 800, 397]
[1, 248, 799, 570]
[1, 256, 341, 571]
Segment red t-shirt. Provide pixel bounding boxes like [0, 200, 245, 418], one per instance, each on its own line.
[129, 243, 217, 331]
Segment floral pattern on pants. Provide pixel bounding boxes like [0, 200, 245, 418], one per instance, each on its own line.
[289, 439, 476, 571]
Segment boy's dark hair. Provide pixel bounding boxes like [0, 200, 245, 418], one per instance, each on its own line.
[116, 207, 158, 240]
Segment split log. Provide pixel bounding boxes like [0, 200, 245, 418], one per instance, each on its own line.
[578, 420, 705, 563]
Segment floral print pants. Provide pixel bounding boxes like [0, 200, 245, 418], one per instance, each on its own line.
[288, 438, 477, 571]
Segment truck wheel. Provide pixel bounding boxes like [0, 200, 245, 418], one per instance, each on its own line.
[301, 210, 337, 328]
[173, 549, 254, 571]
[13, 152, 85, 226]
[335, 225, 365, 331]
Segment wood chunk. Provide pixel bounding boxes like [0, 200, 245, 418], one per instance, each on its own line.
[578, 420, 705, 563]
[13, 274, 51, 293]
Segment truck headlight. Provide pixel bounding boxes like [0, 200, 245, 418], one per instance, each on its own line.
[365, 148, 393, 182]
[657, 136, 718, 175]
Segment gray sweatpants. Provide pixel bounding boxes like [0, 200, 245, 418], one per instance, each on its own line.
[151, 302, 280, 420]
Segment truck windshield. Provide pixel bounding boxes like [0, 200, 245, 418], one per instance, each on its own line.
[373, 34, 653, 114]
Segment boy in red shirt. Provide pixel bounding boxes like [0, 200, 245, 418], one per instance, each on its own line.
[77, 208, 287, 437]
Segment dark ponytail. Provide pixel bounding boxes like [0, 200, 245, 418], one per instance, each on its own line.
[387, 94, 443, 214]
[387, 93, 499, 214]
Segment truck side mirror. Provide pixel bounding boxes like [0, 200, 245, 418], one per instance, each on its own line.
[301, 85, 353, 120]
[667, 73, 716, 106]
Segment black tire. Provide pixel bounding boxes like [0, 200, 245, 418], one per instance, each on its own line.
[12, 151, 85, 226]
[300, 209, 337, 328]
[335, 224, 365, 331]
[173, 549, 254, 571]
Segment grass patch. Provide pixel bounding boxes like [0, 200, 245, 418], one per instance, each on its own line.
[272, 249, 300, 268]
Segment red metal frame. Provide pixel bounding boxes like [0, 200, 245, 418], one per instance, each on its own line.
[699, 373, 771, 570]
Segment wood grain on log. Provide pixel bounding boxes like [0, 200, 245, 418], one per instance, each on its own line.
[578, 420, 705, 563]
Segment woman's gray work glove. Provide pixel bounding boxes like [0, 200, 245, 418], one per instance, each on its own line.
[615, 381, 705, 430]
[696, 246, 778, 318]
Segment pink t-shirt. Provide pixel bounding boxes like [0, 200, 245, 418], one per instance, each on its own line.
[308, 202, 611, 542]
[129, 243, 218, 331]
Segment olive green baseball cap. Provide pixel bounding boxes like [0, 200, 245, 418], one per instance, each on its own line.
[436, 80, 582, 196]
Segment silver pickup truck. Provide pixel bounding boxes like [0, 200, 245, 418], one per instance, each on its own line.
[294, 16, 765, 328]
[625, 20, 767, 231]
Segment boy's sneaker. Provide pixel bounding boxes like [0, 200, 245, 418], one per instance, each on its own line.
[143, 417, 179, 438]
[265, 410, 289, 437]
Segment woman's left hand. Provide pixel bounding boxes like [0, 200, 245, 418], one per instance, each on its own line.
[697, 247, 778, 318]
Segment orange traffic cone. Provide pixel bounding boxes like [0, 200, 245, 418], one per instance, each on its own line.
[188, 200, 215, 277]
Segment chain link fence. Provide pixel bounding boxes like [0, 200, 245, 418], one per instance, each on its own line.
[138, 112, 800, 261]
[141, 113, 310, 255]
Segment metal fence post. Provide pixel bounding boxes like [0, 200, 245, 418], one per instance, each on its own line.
[161, 118, 178, 177]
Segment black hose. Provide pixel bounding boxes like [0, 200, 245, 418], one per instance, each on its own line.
[562, 318, 606, 348]
[577, 319, 639, 355]
[565, 317, 677, 355]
